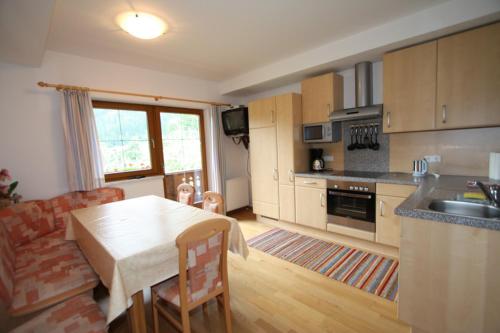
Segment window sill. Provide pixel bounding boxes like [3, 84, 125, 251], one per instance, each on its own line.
[105, 175, 164, 185]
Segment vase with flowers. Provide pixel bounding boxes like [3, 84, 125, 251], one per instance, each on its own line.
[0, 169, 22, 208]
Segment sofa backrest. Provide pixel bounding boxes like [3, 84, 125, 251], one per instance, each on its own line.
[0, 201, 55, 248]
[0, 222, 15, 305]
[50, 187, 124, 229]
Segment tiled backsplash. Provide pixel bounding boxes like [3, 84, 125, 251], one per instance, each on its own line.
[342, 119, 389, 172]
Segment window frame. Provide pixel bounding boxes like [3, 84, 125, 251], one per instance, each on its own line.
[92, 101, 207, 190]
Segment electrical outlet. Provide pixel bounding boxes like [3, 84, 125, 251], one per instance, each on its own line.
[424, 155, 441, 163]
[323, 155, 334, 162]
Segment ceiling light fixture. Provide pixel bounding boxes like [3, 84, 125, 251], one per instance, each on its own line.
[116, 12, 168, 40]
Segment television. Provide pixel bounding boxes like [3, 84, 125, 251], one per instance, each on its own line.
[221, 107, 249, 136]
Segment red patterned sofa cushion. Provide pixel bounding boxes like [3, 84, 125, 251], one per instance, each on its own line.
[9, 294, 107, 333]
[0, 222, 16, 305]
[10, 239, 99, 315]
[50, 187, 124, 230]
[0, 201, 55, 247]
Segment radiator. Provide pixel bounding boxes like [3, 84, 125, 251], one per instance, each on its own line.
[225, 177, 249, 212]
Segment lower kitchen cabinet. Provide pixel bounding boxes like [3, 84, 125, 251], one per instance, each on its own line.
[375, 195, 405, 247]
[295, 184, 327, 230]
[279, 184, 295, 223]
[375, 183, 416, 247]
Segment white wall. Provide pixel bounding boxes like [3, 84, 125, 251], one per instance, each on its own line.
[0, 51, 245, 200]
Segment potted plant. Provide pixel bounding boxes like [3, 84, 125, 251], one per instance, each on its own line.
[0, 169, 22, 208]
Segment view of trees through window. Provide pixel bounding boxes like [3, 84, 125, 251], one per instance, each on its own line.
[94, 108, 152, 174]
[93, 107, 204, 177]
[160, 113, 202, 174]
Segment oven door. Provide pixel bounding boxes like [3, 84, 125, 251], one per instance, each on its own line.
[327, 189, 375, 231]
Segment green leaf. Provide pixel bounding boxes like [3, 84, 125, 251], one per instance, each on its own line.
[8, 181, 18, 195]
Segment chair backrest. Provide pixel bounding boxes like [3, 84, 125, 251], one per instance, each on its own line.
[176, 218, 230, 307]
[202, 192, 224, 215]
[177, 183, 194, 205]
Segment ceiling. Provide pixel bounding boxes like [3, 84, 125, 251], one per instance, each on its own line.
[45, 0, 449, 81]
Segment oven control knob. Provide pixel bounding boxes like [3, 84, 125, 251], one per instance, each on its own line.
[354, 186, 359, 191]
[364, 187, 369, 192]
[333, 184, 338, 189]
[349, 186, 354, 190]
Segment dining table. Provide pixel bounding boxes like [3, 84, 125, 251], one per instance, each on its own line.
[67, 195, 249, 333]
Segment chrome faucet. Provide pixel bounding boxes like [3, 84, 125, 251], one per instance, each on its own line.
[475, 181, 500, 207]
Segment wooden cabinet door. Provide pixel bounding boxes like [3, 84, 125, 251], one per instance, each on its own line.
[295, 186, 327, 230]
[279, 184, 295, 223]
[248, 96, 276, 129]
[376, 195, 405, 247]
[249, 126, 279, 219]
[301, 73, 343, 124]
[383, 41, 437, 133]
[436, 22, 500, 129]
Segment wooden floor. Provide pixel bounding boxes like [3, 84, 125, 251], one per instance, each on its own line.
[2, 207, 411, 333]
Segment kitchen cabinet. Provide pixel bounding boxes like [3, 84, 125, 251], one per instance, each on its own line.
[436, 22, 500, 129]
[375, 183, 415, 248]
[301, 73, 343, 124]
[382, 22, 500, 133]
[249, 126, 279, 219]
[383, 41, 437, 133]
[399, 216, 500, 333]
[249, 93, 307, 222]
[294, 177, 327, 230]
[248, 96, 276, 129]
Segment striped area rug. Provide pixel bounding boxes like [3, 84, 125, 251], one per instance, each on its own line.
[247, 228, 399, 301]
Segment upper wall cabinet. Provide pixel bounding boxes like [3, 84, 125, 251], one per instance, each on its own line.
[382, 22, 500, 133]
[248, 96, 276, 129]
[383, 41, 437, 133]
[436, 22, 500, 130]
[301, 73, 343, 124]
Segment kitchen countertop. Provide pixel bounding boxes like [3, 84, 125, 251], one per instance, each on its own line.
[295, 171, 500, 231]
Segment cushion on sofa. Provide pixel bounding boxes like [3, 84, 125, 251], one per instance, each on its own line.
[0, 222, 16, 305]
[0, 201, 55, 247]
[10, 240, 99, 315]
[9, 294, 107, 333]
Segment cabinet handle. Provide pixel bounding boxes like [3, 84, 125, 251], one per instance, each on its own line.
[272, 168, 278, 181]
[288, 169, 294, 183]
[327, 103, 331, 118]
[320, 193, 325, 207]
[271, 110, 275, 123]
[387, 111, 391, 128]
[379, 200, 385, 217]
[441, 104, 447, 123]
[303, 181, 317, 185]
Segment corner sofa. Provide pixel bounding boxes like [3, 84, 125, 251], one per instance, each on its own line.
[0, 187, 124, 331]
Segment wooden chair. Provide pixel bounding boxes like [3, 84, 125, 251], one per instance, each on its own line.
[202, 191, 224, 215]
[151, 218, 232, 333]
[176, 183, 194, 205]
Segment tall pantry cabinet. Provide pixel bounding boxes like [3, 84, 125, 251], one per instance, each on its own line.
[248, 93, 307, 222]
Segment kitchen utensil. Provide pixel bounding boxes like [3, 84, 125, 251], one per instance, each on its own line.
[371, 125, 380, 150]
[357, 126, 366, 149]
[347, 127, 356, 151]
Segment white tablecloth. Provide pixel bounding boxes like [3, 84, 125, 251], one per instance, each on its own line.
[67, 195, 248, 323]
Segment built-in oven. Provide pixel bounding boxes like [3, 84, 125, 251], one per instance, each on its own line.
[326, 180, 376, 232]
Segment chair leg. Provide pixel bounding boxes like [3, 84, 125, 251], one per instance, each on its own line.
[180, 307, 191, 333]
[202, 302, 208, 314]
[222, 291, 232, 333]
[152, 290, 160, 333]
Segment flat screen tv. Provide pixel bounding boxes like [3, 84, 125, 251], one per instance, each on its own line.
[222, 107, 249, 136]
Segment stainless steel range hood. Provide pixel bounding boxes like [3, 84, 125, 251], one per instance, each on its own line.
[330, 62, 382, 122]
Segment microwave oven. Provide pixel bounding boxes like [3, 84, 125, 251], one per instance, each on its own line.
[303, 122, 336, 143]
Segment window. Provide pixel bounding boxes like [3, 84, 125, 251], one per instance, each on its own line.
[93, 101, 207, 202]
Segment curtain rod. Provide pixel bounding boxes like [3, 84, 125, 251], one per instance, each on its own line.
[37, 81, 231, 106]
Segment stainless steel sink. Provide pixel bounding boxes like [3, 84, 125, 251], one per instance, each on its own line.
[428, 200, 500, 219]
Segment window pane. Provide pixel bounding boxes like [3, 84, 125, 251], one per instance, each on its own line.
[94, 108, 152, 174]
[160, 113, 202, 174]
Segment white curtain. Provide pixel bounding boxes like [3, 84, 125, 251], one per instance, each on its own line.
[61, 89, 104, 191]
[205, 105, 227, 211]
